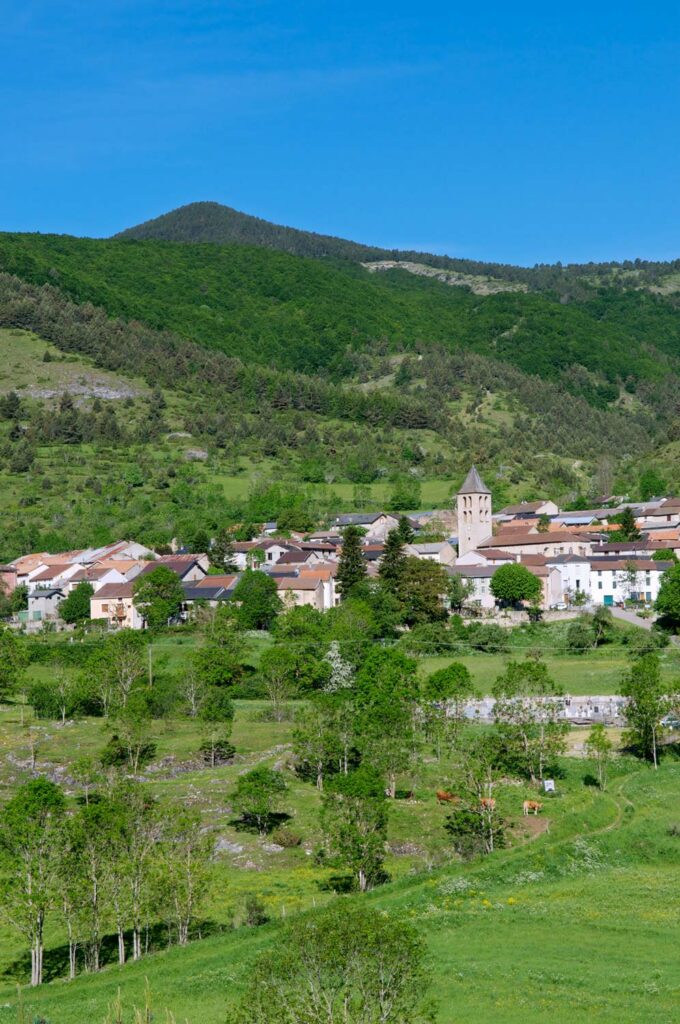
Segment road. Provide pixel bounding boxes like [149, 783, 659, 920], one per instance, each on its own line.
[611, 606, 654, 630]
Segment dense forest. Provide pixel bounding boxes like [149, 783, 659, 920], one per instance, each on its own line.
[3, 232, 680, 395]
[115, 201, 680, 295]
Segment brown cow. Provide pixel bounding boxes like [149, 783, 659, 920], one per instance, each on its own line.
[479, 797, 496, 811]
[523, 800, 542, 816]
[436, 790, 460, 805]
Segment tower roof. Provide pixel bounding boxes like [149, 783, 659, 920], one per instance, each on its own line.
[458, 465, 490, 495]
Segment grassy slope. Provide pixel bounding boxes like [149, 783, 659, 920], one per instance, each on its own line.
[1, 326, 585, 560]
[419, 644, 680, 696]
[4, 756, 680, 1024]
[2, 629, 678, 1022]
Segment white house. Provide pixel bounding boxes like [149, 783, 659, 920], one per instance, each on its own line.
[27, 588, 65, 626]
[450, 565, 497, 610]
[332, 513, 405, 542]
[546, 554, 592, 604]
[26, 563, 84, 593]
[478, 531, 594, 559]
[498, 499, 560, 518]
[588, 559, 672, 606]
[276, 576, 326, 612]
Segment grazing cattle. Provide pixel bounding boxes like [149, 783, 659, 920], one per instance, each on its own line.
[436, 790, 460, 805]
[479, 797, 496, 811]
[523, 800, 542, 816]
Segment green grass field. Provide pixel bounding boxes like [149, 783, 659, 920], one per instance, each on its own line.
[419, 644, 680, 695]
[3, 743, 679, 1024]
[2, 633, 680, 1024]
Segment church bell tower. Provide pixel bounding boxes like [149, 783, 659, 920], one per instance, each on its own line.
[456, 465, 492, 557]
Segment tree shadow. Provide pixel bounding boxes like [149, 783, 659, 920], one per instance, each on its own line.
[2, 918, 225, 985]
[228, 811, 292, 834]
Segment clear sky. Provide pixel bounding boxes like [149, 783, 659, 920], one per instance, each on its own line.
[3, 1, 680, 265]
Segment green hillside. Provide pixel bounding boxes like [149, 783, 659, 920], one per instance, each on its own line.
[114, 201, 680, 297]
[2, 232, 680, 390]
[3, 702, 680, 1024]
[1, 221, 680, 559]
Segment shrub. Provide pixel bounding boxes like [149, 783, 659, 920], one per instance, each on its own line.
[243, 894, 269, 927]
[271, 826, 302, 848]
[100, 734, 157, 769]
[199, 737, 235, 765]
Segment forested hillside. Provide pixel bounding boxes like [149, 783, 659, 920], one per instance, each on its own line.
[115, 201, 680, 295]
[3, 232, 680, 394]
[1, 225, 680, 559]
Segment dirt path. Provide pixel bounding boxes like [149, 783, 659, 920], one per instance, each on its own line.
[595, 772, 636, 835]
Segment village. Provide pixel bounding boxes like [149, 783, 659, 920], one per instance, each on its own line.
[1, 466, 677, 631]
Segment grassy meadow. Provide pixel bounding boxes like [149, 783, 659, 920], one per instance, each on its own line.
[1, 711, 679, 1024]
[1, 624, 680, 1023]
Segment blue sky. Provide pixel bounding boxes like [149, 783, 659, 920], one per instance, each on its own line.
[2, 1, 680, 264]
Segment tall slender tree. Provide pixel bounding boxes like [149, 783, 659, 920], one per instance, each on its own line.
[378, 528, 407, 591]
[0, 779, 65, 986]
[336, 525, 367, 598]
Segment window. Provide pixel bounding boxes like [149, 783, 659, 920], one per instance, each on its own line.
[101, 604, 109, 612]
[576, 579, 581, 589]
[598, 582, 603, 590]
[267, 552, 273, 561]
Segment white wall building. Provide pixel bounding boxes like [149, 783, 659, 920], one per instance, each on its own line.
[588, 559, 672, 606]
[546, 554, 592, 604]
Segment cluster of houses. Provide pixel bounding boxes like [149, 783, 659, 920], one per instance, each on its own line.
[454, 467, 677, 610]
[1, 467, 678, 631]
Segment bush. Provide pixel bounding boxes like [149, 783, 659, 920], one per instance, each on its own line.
[243, 894, 269, 927]
[28, 676, 100, 720]
[465, 622, 509, 653]
[100, 734, 157, 769]
[398, 621, 455, 656]
[199, 737, 235, 765]
[271, 826, 302, 847]
[445, 806, 506, 859]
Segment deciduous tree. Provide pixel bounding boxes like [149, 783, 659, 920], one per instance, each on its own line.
[321, 765, 388, 891]
[133, 565, 185, 631]
[231, 767, 287, 835]
[490, 563, 542, 607]
[584, 723, 613, 790]
[226, 903, 430, 1024]
[59, 581, 94, 624]
[621, 653, 671, 767]
[0, 779, 65, 985]
[232, 569, 281, 629]
[492, 656, 568, 782]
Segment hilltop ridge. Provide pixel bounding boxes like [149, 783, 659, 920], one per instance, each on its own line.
[114, 200, 680, 296]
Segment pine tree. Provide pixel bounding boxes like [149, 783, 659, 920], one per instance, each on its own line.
[378, 528, 406, 590]
[336, 525, 366, 598]
[210, 527, 237, 570]
[614, 506, 641, 542]
[396, 514, 415, 543]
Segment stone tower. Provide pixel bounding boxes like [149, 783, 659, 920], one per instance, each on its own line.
[456, 465, 492, 557]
